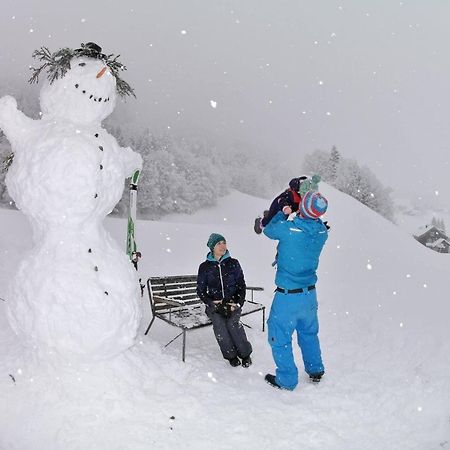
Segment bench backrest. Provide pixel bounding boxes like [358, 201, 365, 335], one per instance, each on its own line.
[148, 275, 201, 314]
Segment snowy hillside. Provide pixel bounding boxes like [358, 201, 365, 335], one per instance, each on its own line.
[0, 186, 449, 450]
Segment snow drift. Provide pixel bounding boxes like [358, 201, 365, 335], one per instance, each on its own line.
[0, 185, 449, 449]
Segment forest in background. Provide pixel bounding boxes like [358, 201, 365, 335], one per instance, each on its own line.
[0, 81, 394, 221]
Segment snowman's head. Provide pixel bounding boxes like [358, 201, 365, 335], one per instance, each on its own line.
[30, 43, 135, 125]
[40, 56, 117, 124]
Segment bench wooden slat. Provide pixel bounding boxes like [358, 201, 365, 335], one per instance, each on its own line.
[152, 287, 197, 296]
[150, 275, 197, 284]
[153, 281, 197, 286]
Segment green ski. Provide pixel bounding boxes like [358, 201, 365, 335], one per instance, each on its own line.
[126, 169, 141, 270]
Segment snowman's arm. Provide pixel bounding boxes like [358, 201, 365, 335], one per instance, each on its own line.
[0, 96, 35, 148]
[121, 146, 143, 178]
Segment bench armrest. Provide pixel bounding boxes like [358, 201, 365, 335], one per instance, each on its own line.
[153, 295, 186, 307]
[246, 286, 264, 292]
[245, 286, 263, 302]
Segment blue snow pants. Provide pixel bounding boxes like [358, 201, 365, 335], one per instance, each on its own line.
[267, 289, 324, 390]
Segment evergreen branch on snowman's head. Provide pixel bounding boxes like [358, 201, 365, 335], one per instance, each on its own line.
[28, 43, 136, 98]
[29, 47, 75, 85]
[106, 55, 136, 98]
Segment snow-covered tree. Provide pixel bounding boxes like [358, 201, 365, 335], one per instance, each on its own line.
[329, 146, 340, 182]
[302, 149, 330, 180]
[431, 216, 446, 233]
[302, 149, 395, 222]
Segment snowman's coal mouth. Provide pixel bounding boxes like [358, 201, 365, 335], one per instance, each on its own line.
[74, 83, 111, 103]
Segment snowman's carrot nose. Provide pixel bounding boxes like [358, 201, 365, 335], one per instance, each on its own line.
[96, 67, 107, 79]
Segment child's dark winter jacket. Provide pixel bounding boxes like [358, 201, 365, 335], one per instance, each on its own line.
[197, 251, 246, 307]
[261, 188, 301, 227]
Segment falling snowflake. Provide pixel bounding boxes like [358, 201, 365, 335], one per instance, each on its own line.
[210, 100, 217, 109]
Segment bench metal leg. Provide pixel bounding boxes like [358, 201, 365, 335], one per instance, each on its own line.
[144, 316, 156, 335]
[162, 330, 187, 362]
[164, 330, 184, 349]
[262, 307, 266, 332]
[182, 330, 186, 362]
[240, 321, 252, 329]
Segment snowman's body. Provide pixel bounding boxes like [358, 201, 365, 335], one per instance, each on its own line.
[0, 55, 142, 360]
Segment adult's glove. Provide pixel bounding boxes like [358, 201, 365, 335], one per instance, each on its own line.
[216, 301, 232, 318]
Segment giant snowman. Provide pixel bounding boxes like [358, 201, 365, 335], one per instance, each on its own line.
[0, 43, 143, 361]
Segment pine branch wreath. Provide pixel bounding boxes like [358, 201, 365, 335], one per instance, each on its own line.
[29, 42, 136, 98]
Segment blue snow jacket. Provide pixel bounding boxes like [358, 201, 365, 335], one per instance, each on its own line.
[263, 211, 328, 289]
[197, 251, 246, 308]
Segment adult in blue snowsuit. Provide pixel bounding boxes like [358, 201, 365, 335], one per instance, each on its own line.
[263, 191, 328, 390]
[197, 233, 253, 368]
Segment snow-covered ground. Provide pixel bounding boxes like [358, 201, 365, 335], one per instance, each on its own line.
[1, 186, 449, 450]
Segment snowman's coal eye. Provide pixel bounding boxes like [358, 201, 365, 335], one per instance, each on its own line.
[78, 62, 86, 67]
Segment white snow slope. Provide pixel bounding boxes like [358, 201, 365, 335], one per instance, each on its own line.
[0, 185, 449, 450]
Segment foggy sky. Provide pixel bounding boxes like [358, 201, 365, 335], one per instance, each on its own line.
[1, 0, 450, 205]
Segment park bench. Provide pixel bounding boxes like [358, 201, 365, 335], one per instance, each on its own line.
[144, 275, 265, 362]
